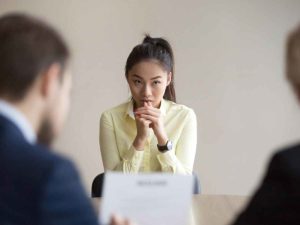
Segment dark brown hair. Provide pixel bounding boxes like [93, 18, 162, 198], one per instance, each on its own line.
[125, 35, 176, 102]
[0, 13, 70, 101]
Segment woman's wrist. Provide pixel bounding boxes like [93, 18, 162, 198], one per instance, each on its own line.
[133, 136, 146, 151]
[156, 132, 168, 146]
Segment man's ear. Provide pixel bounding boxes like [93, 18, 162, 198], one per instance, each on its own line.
[40, 63, 61, 100]
[167, 72, 172, 86]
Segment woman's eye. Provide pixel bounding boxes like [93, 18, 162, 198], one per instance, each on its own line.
[153, 80, 161, 85]
[133, 80, 142, 85]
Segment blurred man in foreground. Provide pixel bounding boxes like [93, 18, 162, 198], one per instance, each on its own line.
[0, 13, 130, 225]
[233, 24, 300, 225]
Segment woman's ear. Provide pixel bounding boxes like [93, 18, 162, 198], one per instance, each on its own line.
[167, 72, 172, 86]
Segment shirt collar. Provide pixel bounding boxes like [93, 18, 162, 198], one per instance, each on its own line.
[125, 99, 167, 120]
[160, 99, 167, 116]
[126, 100, 135, 119]
[0, 100, 37, 144]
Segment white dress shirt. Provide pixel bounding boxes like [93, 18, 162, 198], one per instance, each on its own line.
[0, 100, 36, 144]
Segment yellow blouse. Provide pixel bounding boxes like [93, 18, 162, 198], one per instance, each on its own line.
[99, 99, 197, 175]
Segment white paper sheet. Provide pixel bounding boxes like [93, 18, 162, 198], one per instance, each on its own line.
[99, 172, 193, 225]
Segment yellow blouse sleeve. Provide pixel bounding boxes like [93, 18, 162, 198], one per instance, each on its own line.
[156, 109, 197, 174]
[99, 111, 144, 173]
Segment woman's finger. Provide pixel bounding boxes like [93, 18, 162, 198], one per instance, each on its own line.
[146, 101, 152, 107]
[135, 108, 160, 117]
[136, 116, 152, 125]
[110, 214, 123, 225]
[138, 114, 157, 123]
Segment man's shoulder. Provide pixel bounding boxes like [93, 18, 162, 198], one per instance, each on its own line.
[33, 143, 71, 163]
[268, 142, 300, 177]
[33, 145, 79, 182]
[2, 137, 75, 181]
[0, 113, 71, 170]
[273, 142, 300, 163]
[276, 142, 300, 156]
[21, 141, 71, 167]
[0, 139, 80, 224]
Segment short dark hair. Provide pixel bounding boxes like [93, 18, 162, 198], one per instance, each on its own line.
[125, 35, 176, 102]
[0, 13, 70, 101]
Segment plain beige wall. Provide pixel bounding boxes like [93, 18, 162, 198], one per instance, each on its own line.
[1, 0, 300, 195]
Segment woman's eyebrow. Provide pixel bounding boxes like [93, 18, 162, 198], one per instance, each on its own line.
[132, 74, 142, 79]
[132, 74, 162, 80]
[151, 76, 162, 80]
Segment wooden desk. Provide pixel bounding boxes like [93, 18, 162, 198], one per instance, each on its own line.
[191, 195, 248, 225]
[92, 195, 248, 225]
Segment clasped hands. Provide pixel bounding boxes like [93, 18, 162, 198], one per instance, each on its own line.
[133, 101, 168, 150]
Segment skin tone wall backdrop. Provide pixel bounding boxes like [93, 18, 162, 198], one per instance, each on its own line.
[1, 0, 300, 195]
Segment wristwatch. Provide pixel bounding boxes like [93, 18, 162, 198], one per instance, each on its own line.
[157, 140, 173, 153]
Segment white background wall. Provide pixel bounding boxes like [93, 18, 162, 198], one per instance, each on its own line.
[1, 0, 300, 195]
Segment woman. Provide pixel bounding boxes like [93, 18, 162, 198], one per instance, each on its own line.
[99, 35, 197, 174]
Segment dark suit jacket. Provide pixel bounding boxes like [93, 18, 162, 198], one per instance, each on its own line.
[0, 115, 98, 225]
[232, 144, 300, 225]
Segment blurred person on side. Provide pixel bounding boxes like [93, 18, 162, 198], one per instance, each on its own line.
[232, 24, 300, 225]
[0, 13, 132, 225]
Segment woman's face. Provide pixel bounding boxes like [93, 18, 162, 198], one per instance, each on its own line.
[127, 60, 172, 108]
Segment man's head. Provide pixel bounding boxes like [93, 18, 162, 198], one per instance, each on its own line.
[0, 13, 71, 146]
[287, 25, 300, 101]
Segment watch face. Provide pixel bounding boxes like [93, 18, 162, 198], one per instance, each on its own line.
[166, 140, 173, 150]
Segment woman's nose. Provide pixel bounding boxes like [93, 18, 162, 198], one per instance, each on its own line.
[142, 84, 151, 97]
